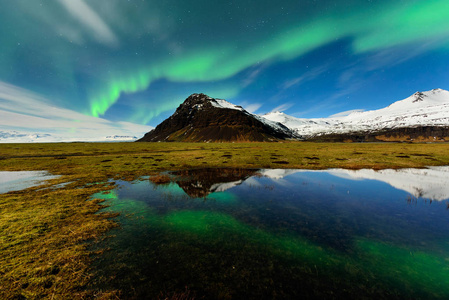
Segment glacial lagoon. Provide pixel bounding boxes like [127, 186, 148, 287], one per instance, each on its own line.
[91, 167, 449, 299]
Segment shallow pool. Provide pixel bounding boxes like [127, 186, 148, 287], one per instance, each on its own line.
[0, 171, 60, 194]
[91, 167, 449, 299]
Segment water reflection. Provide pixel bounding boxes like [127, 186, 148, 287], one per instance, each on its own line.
[170, 168, 258, 197]
[0, 171, 60, 194]
[151, 167, 449, 202]
[265, 167, 449, 201]
[91, 167, 449, 299]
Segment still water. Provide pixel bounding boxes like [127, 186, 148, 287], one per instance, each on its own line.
[0, 171, 60, 194]
[91, 167, 449, 299]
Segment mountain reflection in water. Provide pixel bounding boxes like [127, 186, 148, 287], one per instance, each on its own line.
[170, 168, 258, 198]
[157, 167, 449, 201]
[91, 167, 449, 299]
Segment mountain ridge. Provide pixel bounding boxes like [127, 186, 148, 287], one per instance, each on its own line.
[138, 89, 449, 143]
[262, 88, 449, 142]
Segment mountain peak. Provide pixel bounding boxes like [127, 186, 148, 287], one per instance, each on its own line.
[419, 88, 448, 97]
[177, 93, 213, 110]
[185, 93, 213, 103]
[178, 93, 244, 112]
[385, 88, 449, 109]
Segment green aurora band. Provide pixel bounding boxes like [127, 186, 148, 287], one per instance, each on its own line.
[89, 0, 449, 120]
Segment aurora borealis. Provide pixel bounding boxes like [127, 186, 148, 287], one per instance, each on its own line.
[1, 0, 448, 128]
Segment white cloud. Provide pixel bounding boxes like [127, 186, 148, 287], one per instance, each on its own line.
[241, 64, 268, 88]
[363, 38, 443, 72]
[238, 101, 262, 114]
[0, 81, 153, 142]
[281, 64, 329, 90]
[270, 103, 294, 113]
[57, 0, 118, 46]
[328, 109, 365, 118]
[245, 103, 262, 113]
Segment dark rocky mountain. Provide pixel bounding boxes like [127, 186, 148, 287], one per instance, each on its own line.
[137, 93, 296, 142]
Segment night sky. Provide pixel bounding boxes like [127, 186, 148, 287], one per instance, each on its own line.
[1, 0, 448, 128]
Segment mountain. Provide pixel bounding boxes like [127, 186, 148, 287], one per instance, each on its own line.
[105, 135, 139, 141]
[137, 93, 296, 142]
[138, 89, 449, 143]
[262, 88, 449, 142]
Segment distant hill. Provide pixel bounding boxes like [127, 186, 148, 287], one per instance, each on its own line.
[137, 93, 296, 142]
[0, 131, 140, 143]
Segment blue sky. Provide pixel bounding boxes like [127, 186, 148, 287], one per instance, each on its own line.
[0, 0, 448, 128]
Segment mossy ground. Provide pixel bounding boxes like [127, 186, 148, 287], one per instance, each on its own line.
[1, 142, 449, 298]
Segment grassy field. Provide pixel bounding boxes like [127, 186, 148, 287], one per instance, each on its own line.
[1, 142, 449, 299]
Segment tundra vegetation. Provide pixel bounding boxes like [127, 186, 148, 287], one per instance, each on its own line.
[1, 142, 449, 298]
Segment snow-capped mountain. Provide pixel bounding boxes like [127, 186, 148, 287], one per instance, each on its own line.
[0, 131, 53, 143]
[105, 135, 139, 141]
[262, 88, 449, 140]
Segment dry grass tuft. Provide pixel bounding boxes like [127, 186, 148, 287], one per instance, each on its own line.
[149, 174, 172, 184]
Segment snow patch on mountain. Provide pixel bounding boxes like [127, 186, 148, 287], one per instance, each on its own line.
[211, 98, 245, 111]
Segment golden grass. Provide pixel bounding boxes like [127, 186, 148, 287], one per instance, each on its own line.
[1, 141, 449, 298]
